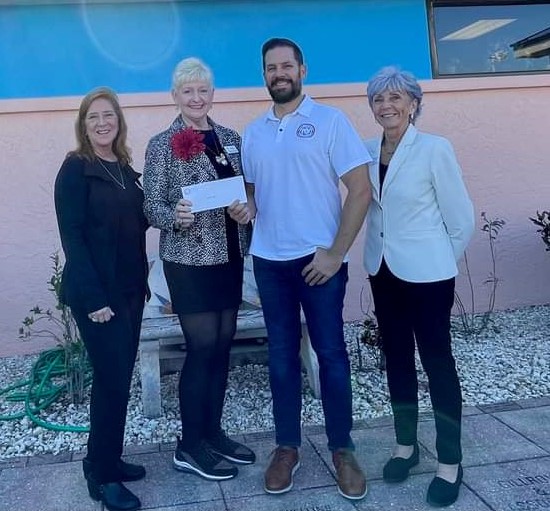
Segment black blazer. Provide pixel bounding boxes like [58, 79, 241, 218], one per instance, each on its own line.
[54, 154, 148, 314]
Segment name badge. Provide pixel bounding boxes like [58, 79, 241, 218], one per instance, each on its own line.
[224, 145, 239, 154]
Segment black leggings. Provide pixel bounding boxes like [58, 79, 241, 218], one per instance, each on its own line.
[177, 307, 238, 449]
[370, 260, 462, 464]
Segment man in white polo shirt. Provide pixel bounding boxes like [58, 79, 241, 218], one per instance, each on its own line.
[239, 37, 372, 500]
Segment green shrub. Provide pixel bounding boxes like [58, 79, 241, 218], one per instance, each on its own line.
[529, 210, 550, 252]
[19, 252, 90, 404]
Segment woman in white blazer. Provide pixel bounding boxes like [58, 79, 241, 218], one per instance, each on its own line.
[363, 67, 474, 508]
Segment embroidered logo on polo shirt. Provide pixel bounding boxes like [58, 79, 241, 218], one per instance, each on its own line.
[296, 123, 315, 138]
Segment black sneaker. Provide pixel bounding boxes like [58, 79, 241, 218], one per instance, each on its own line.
[173, 437, 238, 481]
[207, 430, 256, 465]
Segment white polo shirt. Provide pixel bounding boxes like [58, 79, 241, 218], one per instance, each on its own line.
[242, 95, 371, 261]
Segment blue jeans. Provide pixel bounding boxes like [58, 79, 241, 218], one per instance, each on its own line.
[253, 254, 354, 451]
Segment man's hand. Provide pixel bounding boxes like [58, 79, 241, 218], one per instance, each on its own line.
[301, 247, 343, 286]
[227, 200, 253, 224]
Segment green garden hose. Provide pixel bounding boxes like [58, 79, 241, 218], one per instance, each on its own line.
[0, 347, 92, 432]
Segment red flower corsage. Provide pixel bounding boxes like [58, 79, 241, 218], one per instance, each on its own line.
[171, 127, 205, 161]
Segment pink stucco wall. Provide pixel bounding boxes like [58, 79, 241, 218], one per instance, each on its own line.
[1, 75, 549, 357]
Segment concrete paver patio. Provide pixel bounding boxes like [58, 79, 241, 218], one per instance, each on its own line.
[0, 398, 549, 511]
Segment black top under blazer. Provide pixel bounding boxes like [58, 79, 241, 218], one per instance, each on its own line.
[54, 154, 149, 314]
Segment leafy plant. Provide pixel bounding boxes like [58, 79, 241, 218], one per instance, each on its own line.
[454, 212, 505, 337]
[19, 252, 90, 404]
[357, 285, 385, 372]
[529, 210, 550, 251]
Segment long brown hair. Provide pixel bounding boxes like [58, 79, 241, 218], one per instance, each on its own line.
[69, 86, 132, 166]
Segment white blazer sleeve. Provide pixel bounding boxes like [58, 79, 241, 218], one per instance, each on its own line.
[431, 138, 475, 261]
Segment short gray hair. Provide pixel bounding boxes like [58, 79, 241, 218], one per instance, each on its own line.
[366, 66, 423, 123]
[172, 57, 214, 91]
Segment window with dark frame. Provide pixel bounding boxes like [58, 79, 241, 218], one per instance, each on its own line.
[428, 0, 550, 77]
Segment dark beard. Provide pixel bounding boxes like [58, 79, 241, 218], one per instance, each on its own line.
[267, 79, 302, 104]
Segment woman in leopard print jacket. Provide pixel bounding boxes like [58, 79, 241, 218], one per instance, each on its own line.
[143, 58, 255, 482]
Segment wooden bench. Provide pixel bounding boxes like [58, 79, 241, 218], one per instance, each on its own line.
[139, 309, 320, 418]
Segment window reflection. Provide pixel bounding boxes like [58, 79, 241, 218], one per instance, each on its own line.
[431, 3, 550, 76]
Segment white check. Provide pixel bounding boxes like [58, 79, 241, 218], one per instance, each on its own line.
[181, 176, 247, 213]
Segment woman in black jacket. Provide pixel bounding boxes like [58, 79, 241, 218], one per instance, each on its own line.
[54, 87, 148, 511]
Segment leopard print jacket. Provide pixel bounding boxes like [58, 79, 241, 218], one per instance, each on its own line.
[143, 115, 250, 266]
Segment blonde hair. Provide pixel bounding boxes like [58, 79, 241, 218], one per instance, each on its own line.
[172, 57, 214, 91]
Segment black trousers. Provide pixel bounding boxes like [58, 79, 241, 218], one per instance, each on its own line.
[71, 291, 144, 482]
[370, 260, 462, 464]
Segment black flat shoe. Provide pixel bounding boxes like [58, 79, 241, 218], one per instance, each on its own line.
[87, 480, 141, 511]
[427, 464, 463, 507]
[83, 458, 146, 482]
[114, 460, 146, 481]
[383, 443, 419, 483]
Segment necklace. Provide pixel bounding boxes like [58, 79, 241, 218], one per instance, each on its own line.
[382, 133, 405, 157]
[97, 158, 126, 189]
[214, 152, 229, 166]
[382, 142, 398, 155]
[204, 132, 229, 166]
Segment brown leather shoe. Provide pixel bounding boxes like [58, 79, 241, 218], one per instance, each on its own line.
[264, 446, 300, 494]
[332, 449, 367, 500]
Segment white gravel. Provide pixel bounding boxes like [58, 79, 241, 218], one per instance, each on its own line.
[0, 305, 549, 459]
